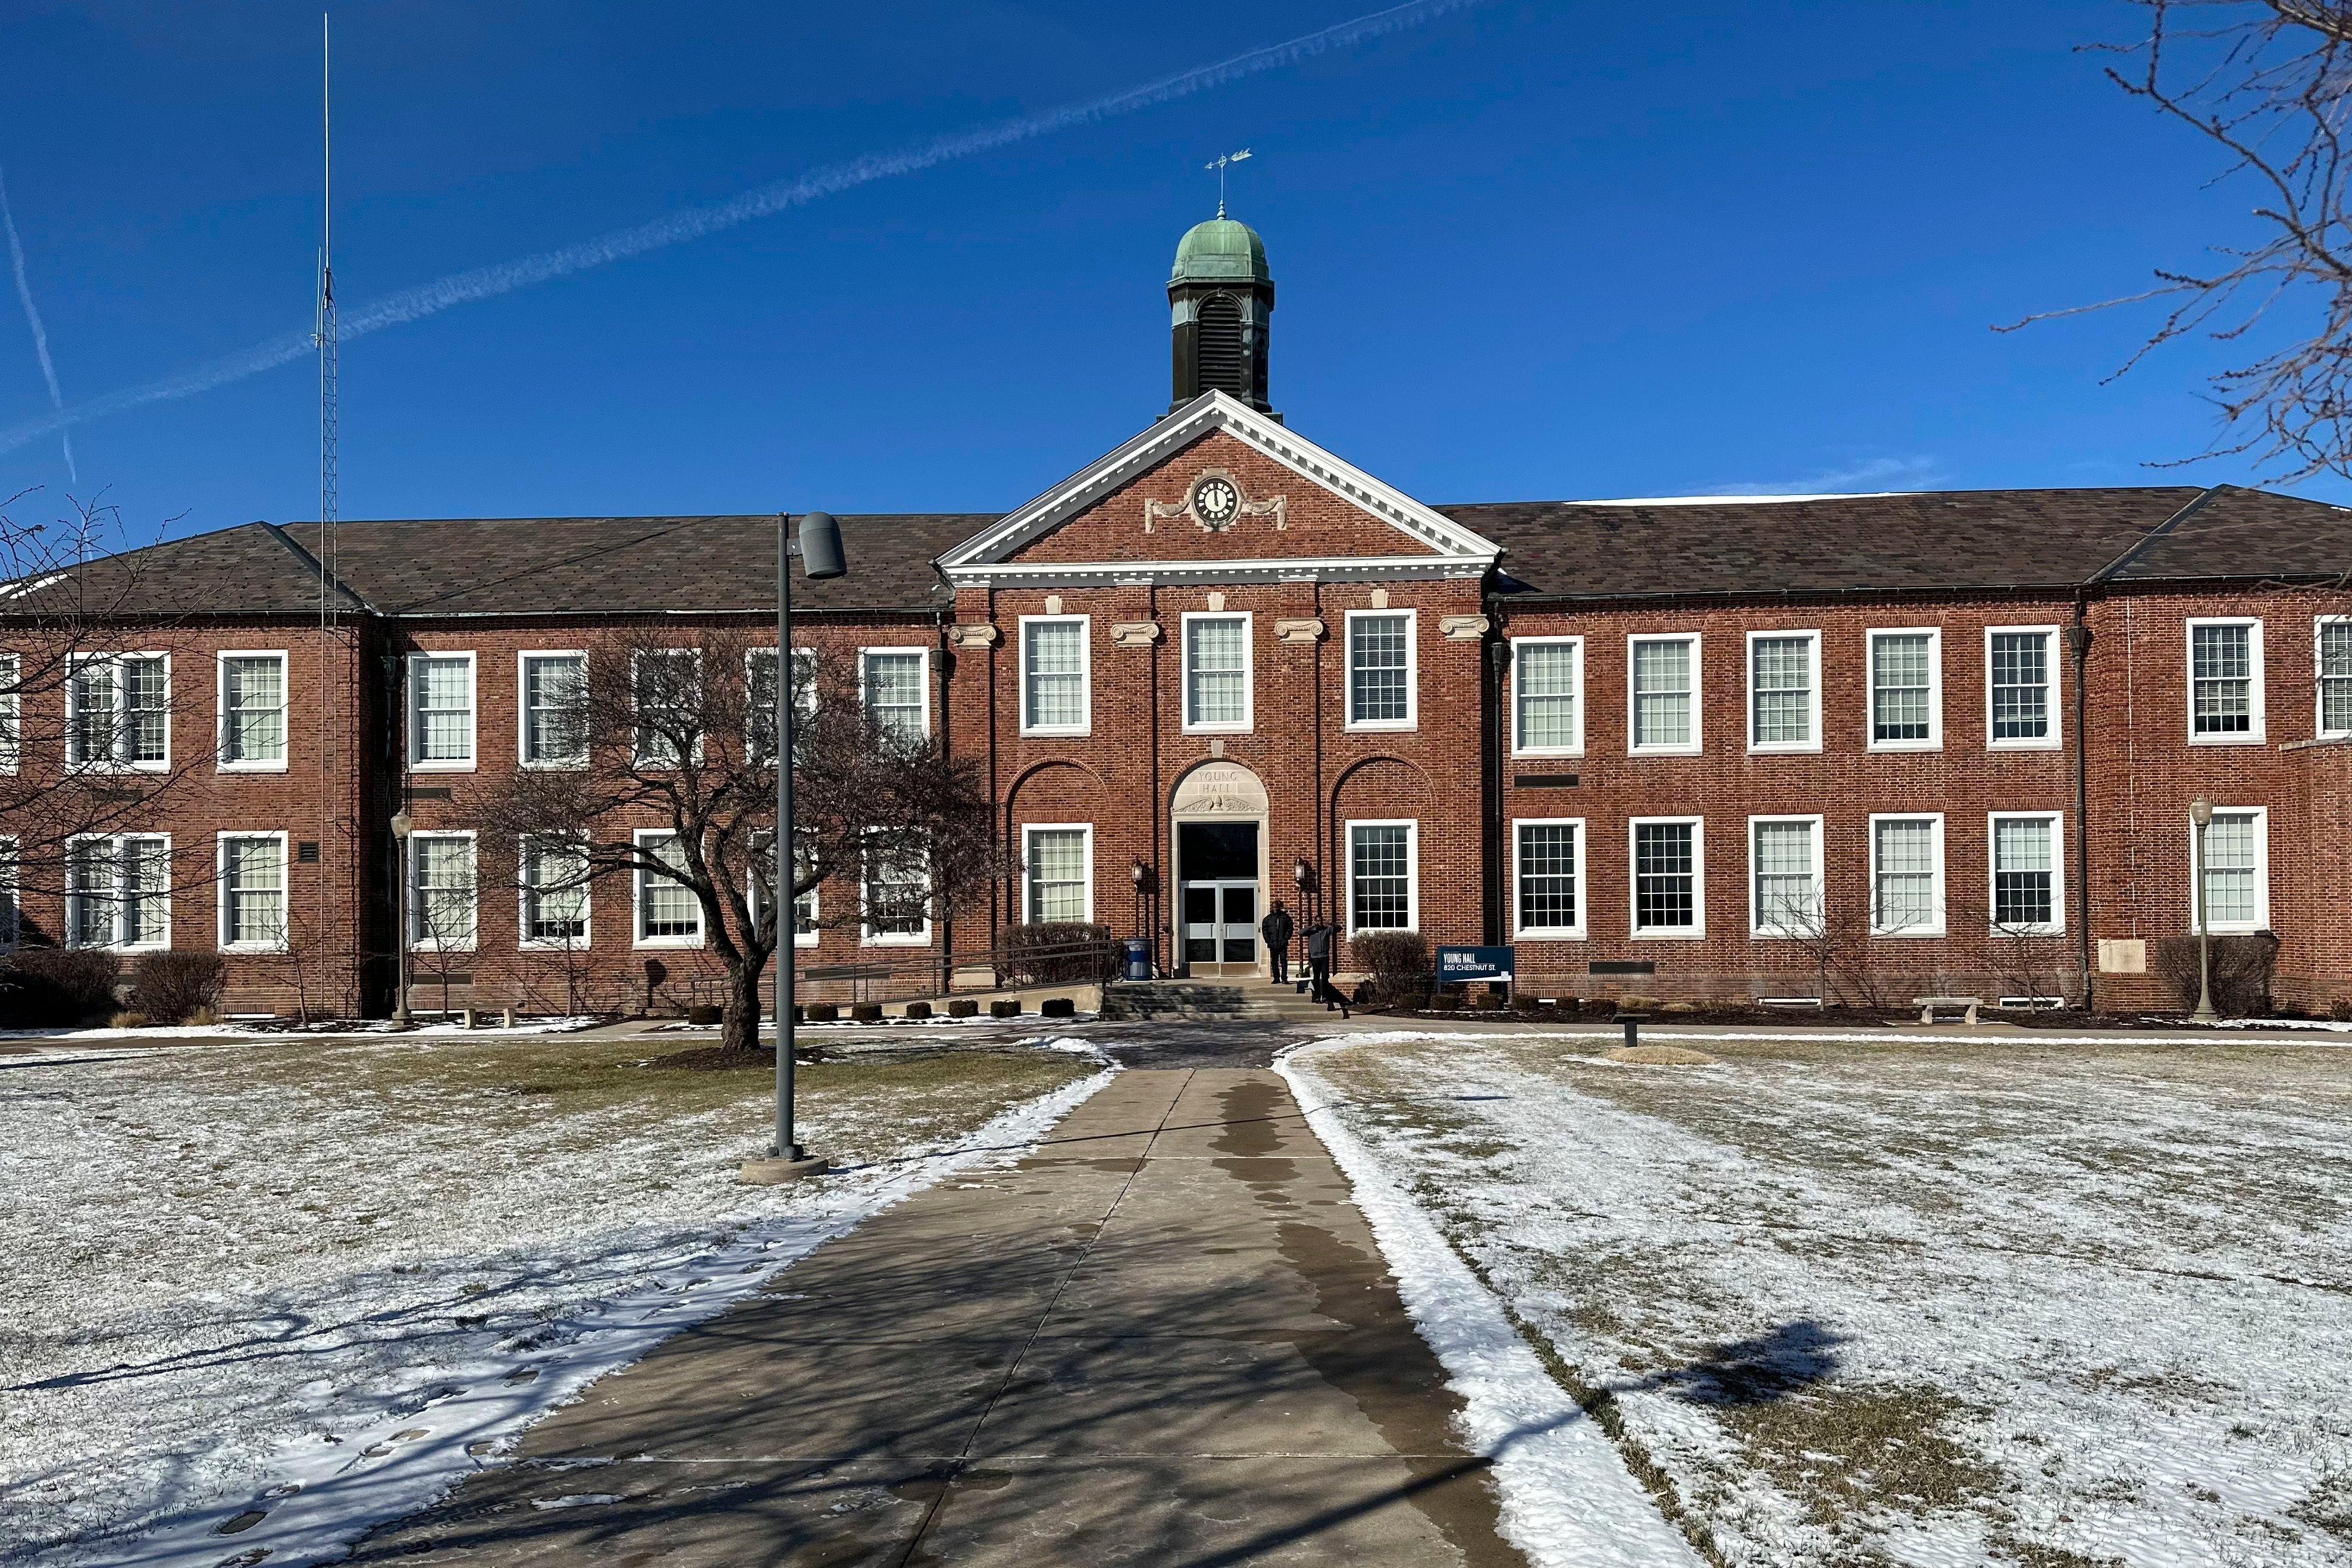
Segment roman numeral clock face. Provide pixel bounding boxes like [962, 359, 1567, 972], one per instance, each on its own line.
[1191, 475, 1241, 529]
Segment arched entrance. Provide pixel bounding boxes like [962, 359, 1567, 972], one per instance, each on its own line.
[1169, 761, 1270, 977]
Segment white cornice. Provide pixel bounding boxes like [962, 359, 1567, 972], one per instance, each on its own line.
[943, 554, 1491, 590]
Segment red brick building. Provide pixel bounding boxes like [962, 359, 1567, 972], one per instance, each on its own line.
[7, 217, 2351, 1016]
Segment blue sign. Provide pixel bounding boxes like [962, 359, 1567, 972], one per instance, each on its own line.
[1436, 945, 1515, 983]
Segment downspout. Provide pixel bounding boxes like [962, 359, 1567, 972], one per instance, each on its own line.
[2069, 591, 2094, 1010]
[934, 610, 951, 993]
[1485, 625, 1508, 945]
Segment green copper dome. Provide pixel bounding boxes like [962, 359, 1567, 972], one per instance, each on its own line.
[1172, 216, 1270, 284]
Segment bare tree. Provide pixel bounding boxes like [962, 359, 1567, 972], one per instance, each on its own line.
[463, 628, 1009, 1052]
[2005, 2, 2352, 481]
[1761, 889, 1913, 1009]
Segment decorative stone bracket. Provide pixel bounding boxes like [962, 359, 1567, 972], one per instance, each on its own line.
[1440, 614, 1492, 641]
[1111, 621, 1163, 647]
[1274, 618, 1327, 644]
[947, 623, 999, 649]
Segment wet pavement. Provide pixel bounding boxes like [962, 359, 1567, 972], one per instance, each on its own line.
[349, 1068, 1528, 1566]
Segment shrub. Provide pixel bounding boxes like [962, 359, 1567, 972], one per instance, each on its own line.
[1005, 923, 1118, 986]
[1352, 931, 1428, 1005]
[2153, 933, 2281, 1017]
[989, 999, 1021, 1018]
[1041, 996, 1075, 1019]
[0, 948, 123, 1027]
[686, 1003, 722, 1026]
[1473, 992, 1505, 1011]
[948, 999, 978, 1018]
[906, 1001, 934, 1020]
[130, 952, 225, 1027]
[1428, 991, 1461, 1011]
[850, 1002, 883, 1022]
[185, 1007, 222, 1028]
[804, 1002, 840, 1023]
[109, 1010, 150, 1029]
[2332, 998, 2352, 1024]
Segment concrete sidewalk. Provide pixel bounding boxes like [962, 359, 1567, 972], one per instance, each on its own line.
[352, 1069, 1529, 1566]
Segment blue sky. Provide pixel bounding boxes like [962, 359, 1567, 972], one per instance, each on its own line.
[1, 0, 2333, 543]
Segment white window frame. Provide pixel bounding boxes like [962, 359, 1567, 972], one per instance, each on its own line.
[746, 647, 818, 767]
[0, 834, 16, 949]
[1345, 818, 1421, 936]
[65, 832, 171, 951]
[1984, 626, 2062, 751]
[518, 830, 593, 950]
[631, 828, 704, 949]
[631, 648, 704, 768]
[215, 650, 290, 773]
[1022, 823, 1095, 923]
[1018, 614, 1093, 737]
[1180, 611, 1255, 734]
[1867, 812, 1946, 937]
[2189, 805, 2270, 934]
[2319, 615, 2352, 741]
[216, 830, 290, 952]
[1745, 630, 1821, 754]
[1510, 816, 1586, 940]
[1747, 814, 1825, 938]
[1626, 633, 1703, 756]
[2186, 617, 2266, 746]
[1628, 815, 1706, 939]
[745, 827, 819, 948]
[1343, 609, 1419, 732]
[517, 650, 590, 769]
[67, 651, 172, 772]
[1987, 810, 2065, 937]
[0, 654, 16, 775]
[860, 833, 933, 947]
[408, 830, 479, 952]
[859, 646, 932, 742]
[1509, 636, 1584, 757]
[1866, 628, 1943, 752]
[406, 651, 477, 772]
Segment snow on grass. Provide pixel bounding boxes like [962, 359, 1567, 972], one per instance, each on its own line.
[1286, 1031, 2352, 1568]
[0, 1034, 1107, 1567]
[0, 1016, 605, 1042]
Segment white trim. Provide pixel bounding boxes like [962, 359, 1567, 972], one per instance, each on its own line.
[0, 833, 16, 949]
[65, 651, 172, 772]
[630, 647, 704, 768]
[2319, 615, 2352, 741]
[1984, 625, 2063, 751]
[1627, 633, 1703, 756]
[1987, 810, 2065, 936]
[859, 646, 932, 742]
[0, 654, 17, 776]
[1867, 812, 1946, 937]
[518, 830, 593, 951]
[408, 830, 479, 952]
[1628, 815, 1706, 939]
[1345, 818, 1420, 936]
[1344, 608, 1419, 732]
[1022, 822, 1096, 923]
[2187, 616, 2266, 745]
[632, 828, 705, 949]
[407, 650, 477, 772]
[747, 828, 819, 948]
[1866, 628, 1943, 752]
[1508, 636, 1584, 757]
[215, 830, 291, 952]
[859, 833, 934, 947]
[943, 555, 1493, 590]
[1747, 814, 1825, 937]
[1745, 629, 1821, 754]
[1509, 817, 1586, 940]
[517, 649, 589, 769]
[64, 831, 172, 951]
[1180, 610, 1256, 733]
[2189, 805, 2271, 934]
[215, 650, 290, 773]
[1017, 614, 1094, 737]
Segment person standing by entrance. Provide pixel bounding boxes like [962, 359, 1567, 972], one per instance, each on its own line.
[1261, 899, 1294, 983]
[1305, 921, 1348, 1018]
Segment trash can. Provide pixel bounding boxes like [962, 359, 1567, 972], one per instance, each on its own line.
[1122, 939, 1151, 981]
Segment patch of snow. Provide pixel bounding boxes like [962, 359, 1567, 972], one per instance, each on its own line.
[1325, 1024, 2352, 1050]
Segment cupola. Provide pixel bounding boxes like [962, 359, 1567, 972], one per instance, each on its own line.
[1169, 215, 1276, 418]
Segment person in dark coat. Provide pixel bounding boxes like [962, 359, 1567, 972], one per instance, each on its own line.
[1304, 921, 1348, 1018]
[1260, 899, 1295, 983]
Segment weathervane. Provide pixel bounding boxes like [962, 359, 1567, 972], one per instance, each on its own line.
[1205, 148, 1252, 217]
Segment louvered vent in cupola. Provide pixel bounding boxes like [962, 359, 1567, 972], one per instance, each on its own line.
[1196, 295, 1247, 397]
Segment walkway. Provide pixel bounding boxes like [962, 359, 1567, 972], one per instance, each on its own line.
[351, 1069, 1529, 1566]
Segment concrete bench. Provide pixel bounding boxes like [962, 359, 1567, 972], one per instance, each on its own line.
[1915, 995, 1981, 1026]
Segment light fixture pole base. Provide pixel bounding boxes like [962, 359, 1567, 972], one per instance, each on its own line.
[738, 1153, 829, 1186]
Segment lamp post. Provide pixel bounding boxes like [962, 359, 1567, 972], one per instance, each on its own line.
[741, 511, 846, 1186]
[389, 810, 413, 1024]
[1292, 857, 1313, 929]
[2188, 796, 2218, 1023]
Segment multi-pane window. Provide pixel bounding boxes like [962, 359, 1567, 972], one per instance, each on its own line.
[1751, 817, 1820, 934]
[1022, 618, 1089, 733]
[220, 835, 287, 948]
[1025, 826, 1091, 922]
[68, 655, 169, 767]
[1349, 821, 1417, 932]
[747, 648, 816, 766]
[1514, 820, 1580, 936]
[2322, 619, 2352, 738]
[0, 655, 15, 773]
[746, 829, 816, 945]
[1871, 816, 1942, 934]
[521, 835, 590, 945]
[862, 651, 927, 745]
[2190, 620, 2259, 739]
[1348, 612, 1414, 727]
[410, 654, 475, 767]
[0, 836, 15, 948]
[1991, 814, 2059, 933]
[1632, 819, 1700, 933]
[634, 832, 701, 945]
[632, 650, 701, 767]
[2196, 810, 2265, 931]
[1631, 636, 1696, 751]
[1185, 615, 1251, 729]
[219, 653, 287, 767]
[521, 653, 587, 766]
[1988, 631, 2053, 745]
[67, 834, 170, 949]
[410, 834, 477, 949]
[1748, 634, 1816, 748]
[1512, 639, 1581, 753]
[862, 835, 930, 942]
[1870, 632, 1937, 746]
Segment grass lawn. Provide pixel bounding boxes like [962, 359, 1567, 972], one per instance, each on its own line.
[1291, 1031, 2352, 1568]
[0, 1034, 1093, 1563]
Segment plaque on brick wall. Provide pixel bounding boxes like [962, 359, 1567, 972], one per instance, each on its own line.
[1588, 959, 1656, 976]
[2097, 938, 2148, 974]
[1514, 773, 1580, 789]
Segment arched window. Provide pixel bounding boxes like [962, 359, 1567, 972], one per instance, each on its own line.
[1197, 294, 1247, 397]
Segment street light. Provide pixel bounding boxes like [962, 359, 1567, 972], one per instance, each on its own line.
[2188, 796, 2217, 1023]
[741, 511, 846, 1186]
[389, 809, 414, 1025]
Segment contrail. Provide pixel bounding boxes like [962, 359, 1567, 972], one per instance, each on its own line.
[0, 0, 1484, 459]
[0, 162, 78, 479]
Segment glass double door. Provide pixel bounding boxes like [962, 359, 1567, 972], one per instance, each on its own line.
[1183, 881, 1258, 973]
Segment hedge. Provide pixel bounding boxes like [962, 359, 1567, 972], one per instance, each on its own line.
[0, 949, 121, 1027]
[2153, 932, 2279, 1017]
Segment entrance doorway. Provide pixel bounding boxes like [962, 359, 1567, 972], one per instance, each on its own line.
[1178, 820, 1260, 977]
